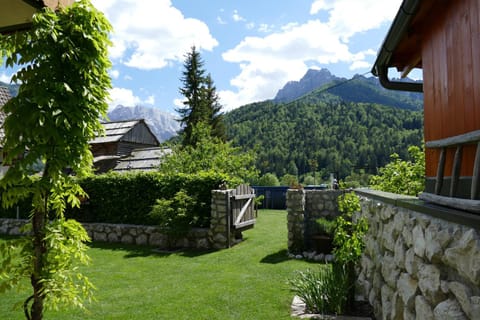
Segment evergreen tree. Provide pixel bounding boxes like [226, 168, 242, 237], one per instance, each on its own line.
[204, 74, 226, 141]
[177, 46, 225, 146]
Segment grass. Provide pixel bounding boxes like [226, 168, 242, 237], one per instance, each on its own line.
[0, 210, 315, 319]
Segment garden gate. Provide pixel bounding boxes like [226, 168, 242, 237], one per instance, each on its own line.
[229, 184, 256, 232]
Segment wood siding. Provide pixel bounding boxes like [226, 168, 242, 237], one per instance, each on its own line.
[423, 0, 480, 177]
[119, 122, 158, 146]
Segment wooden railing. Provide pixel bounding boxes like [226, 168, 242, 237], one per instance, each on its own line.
[420, 129, 480, 213]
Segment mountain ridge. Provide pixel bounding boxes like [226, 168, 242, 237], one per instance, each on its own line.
[273, 68, 423, 111]
[107, 105, 180, 142]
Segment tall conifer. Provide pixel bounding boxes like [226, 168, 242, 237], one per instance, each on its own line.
[177, 46, 225, 146]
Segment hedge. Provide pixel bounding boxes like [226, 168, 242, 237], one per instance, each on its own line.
[0, 170, 239, 227]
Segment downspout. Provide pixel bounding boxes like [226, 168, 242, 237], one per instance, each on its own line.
[377, 65, 423, 92]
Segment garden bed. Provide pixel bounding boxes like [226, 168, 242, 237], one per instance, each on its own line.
[291, 296, 374, 319]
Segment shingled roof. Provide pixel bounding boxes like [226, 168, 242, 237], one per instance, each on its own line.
[90, 119, 159, 145]
[0, 86, 12, 144]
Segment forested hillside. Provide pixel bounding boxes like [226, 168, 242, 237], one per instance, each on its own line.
[274, 69, 423, 111]
[225, 93, 423, 180]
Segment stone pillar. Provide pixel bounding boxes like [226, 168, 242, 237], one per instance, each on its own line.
[304, 190, 343, 249]
[286, 189, 305, 254]
[209, 189, 235, 249]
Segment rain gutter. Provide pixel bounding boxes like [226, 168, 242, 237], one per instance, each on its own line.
[371, 0, 423, 92]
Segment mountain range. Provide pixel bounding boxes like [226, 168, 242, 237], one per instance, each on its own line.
[107, 105, 180, 142]
[274, 68, 423, 110]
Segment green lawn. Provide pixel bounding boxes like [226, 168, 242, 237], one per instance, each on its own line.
[0, 210, 315, 319]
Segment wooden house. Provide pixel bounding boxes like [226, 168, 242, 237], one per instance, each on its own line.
[90, 119, 162, 173]
[0, 0, 74, 34]
[372, 0, 480, 212]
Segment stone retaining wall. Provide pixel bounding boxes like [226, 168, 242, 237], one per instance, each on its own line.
[356, 190, 480, 320]
[0, 189, 238, 250]
[0, 218, 211, 249]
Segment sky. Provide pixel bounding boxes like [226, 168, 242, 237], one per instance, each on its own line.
[1, 0, 405, 114]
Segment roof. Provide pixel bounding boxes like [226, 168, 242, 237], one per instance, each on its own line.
[90, 119, 159, 146]
[0, 86, 11, 106]
[371, 0, 432, 92]
[0, 86, 12, 143]
[113, 147, 171, 172]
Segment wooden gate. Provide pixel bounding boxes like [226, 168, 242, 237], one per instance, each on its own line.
[230, 184, 256, 231]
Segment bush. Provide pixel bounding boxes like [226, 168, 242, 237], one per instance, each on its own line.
[334, 192, 367, 266]
[254, 173, 280, 186]
[289, 264, 350, 315]
[369, 145, 424, 196]
[149, 189, 196, 248]
[63, 170, 237, 227]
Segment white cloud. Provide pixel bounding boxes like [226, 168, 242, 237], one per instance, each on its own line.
[145, 95, 155, 105]
[258, 23, 274, 33]
[109, 69, 120, 79]
[0, 72, 12, 83]
[219, 0, 402, 110]
[108, 87, 154, 110]
[246, 22, 255, 30]
[91, 0, 218, 70]
[232, 10, 245, 22]
[310, 0, 402, 41]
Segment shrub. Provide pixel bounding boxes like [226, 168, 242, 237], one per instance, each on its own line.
[62, 170, 237, 227]
[254, 173, 280, 186]
[334, 192, 367, 266]
[369, 145, 425, 196]
[149, 190, 196, 249]
[289, 264, 350, 315]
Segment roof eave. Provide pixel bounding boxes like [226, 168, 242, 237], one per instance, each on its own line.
[371, 0, 423, 92]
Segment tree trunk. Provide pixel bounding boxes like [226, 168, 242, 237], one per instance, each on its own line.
[29, 208, 47, 320]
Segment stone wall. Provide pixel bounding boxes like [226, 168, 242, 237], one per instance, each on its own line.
[286, 189, 343, 253]
[0, 218, 211, 249]
[356, 190, 480, 320]
[0, 189, 237, 250]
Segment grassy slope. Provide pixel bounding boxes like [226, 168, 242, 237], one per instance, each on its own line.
[0, 210, 316, 319]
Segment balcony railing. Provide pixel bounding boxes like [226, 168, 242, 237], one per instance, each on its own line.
[420, 129, 480, 213]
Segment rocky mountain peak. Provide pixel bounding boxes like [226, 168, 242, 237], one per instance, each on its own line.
[108, 105, 180, 142]
[274, 68, 341, 103]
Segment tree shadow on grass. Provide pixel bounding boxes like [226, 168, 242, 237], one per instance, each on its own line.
[260, 249, 290, 264]
[89, 241, 216, 259]
[260, 249, 322, 264]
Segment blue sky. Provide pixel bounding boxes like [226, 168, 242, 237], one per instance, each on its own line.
[1, 0, 404, 114]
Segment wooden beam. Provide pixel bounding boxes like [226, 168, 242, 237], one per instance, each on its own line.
[401, 54, 422, 78]
[234, 197, 253, 226]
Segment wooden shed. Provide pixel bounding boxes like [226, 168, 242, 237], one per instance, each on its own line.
[372, 0, 480, 212]
[90, 119, 160, 173]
